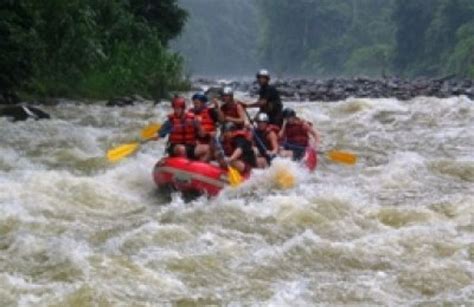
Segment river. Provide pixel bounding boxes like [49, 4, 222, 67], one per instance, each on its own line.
[0, 94, 473, 305]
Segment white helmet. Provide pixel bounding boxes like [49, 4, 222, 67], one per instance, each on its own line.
[256, 112, 269, 122]
[221, 86, 234, 96]
[256, 69, 270, 79]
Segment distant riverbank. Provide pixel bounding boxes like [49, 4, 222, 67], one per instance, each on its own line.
[193, 76, 474, 102]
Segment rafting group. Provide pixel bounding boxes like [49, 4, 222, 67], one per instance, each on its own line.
[155, 70, 319, 177]
[106, 70, 356, 195]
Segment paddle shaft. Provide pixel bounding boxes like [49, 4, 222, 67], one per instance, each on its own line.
[242, 108, 274, 162]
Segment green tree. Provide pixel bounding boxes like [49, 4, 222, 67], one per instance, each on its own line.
[257, 0, 395, 76]
[0, 0, 189, 99]
[0, 0, 35, 92]
[392, 0, 474, 77]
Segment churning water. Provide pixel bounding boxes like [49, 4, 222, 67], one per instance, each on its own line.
[0, 94, 473, 306]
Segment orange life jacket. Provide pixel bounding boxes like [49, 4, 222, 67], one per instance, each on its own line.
[168, 112, 197, 145]
[285, 118, 309, 147]
[222, 130, 252, 156]
[192, 107, 216, 134]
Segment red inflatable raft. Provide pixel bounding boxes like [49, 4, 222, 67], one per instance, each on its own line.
[153, 147, 317, 196]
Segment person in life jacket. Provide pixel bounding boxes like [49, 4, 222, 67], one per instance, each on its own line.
[245, 69, 284, 127]
[189, 92, 220, 161]
[218, 86, 247, 129]
[217, 122, 257, 175]
[278, 108, 320, 160]
[158, 96, 204, 159]
[253, 112, 280, 167]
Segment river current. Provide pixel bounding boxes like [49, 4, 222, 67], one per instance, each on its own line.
[0, 94, 473, 305]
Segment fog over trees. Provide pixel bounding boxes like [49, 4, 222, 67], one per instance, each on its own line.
[173, 0, 474, 78]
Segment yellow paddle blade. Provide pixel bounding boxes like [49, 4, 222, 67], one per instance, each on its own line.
[327, 150, 357, 165]
[228, 166, 243, 187]
[140, 123, 161, 140]
[275, 169, 295, 189]
[106, 142, 140, 162]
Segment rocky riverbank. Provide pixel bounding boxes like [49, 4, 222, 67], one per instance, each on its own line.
[193, 76, 474, 101]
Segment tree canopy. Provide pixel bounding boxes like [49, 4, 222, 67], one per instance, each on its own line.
[256, 0, 474, 78]
[0, 0, 188, 99]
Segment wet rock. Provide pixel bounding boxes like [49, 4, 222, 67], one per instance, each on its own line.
[345, 83, 357, 92]
[191, 76, 474, 102]
[465, 87, 473, 97]
[461, 79, 472, 88]
[106, 96, 134, 107]
[131, 94, 146, 102]
[0, 105, 51, 121]
[204, 87, 223, 100]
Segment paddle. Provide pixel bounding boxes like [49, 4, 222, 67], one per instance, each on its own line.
[325, 150, 357, 165]
[140, 123, 162, 139]
[213, 133, 243, 187]
[243, 109, 295, 189]
[106, 123, 162, 162]
[284, 141, 357, 165]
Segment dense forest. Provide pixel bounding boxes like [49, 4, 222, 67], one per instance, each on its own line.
[0, 0, 188, 99]
[257, 0, 474, 78]
[175, 0, 474, 78]
[1, 0, 473, 100]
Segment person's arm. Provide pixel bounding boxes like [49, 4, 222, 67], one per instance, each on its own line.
[228, 147, 243, 163]
[157, 120, 172, 138]
[304, 122, 320, 145]
[236, 103, 249, 126]
[194, 119, 206, 138]
[278, 119, 287, 139]
[212, 98, 226, 123]
[266, 132, 279, 155]
[246, 98, 266, 108]
[224, 104, 246, 125]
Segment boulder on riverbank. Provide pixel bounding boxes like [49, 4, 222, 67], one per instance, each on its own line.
[193, 76, 474, 101]
[106, 96, 135, 107]
[106, 94, 150, 107]
[0, 105, 51, 121]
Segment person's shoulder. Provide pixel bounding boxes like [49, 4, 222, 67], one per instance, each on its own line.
[235, 101, 245, 109]
[302, 120, 313, 129]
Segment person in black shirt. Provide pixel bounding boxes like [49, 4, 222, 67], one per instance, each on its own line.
[245, 69, 284, 127]
[217, 122, 257, 175]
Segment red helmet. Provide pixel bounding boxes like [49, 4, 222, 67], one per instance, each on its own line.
[171, 96, 186, 108]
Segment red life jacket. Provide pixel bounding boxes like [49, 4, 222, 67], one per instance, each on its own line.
[192, 107, 216, 134]
[254, 124, 280, 150]
[221, 101, 244, 128]
[168, 112, 197, 145]
[222, 130, 252, 156]
[221, 102, 239, 118]
[285, 118, 309, 147]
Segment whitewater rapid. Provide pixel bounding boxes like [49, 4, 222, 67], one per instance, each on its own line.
[0, 95, 473, 305]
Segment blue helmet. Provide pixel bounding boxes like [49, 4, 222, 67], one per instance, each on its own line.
[191, 92, 208, 103]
